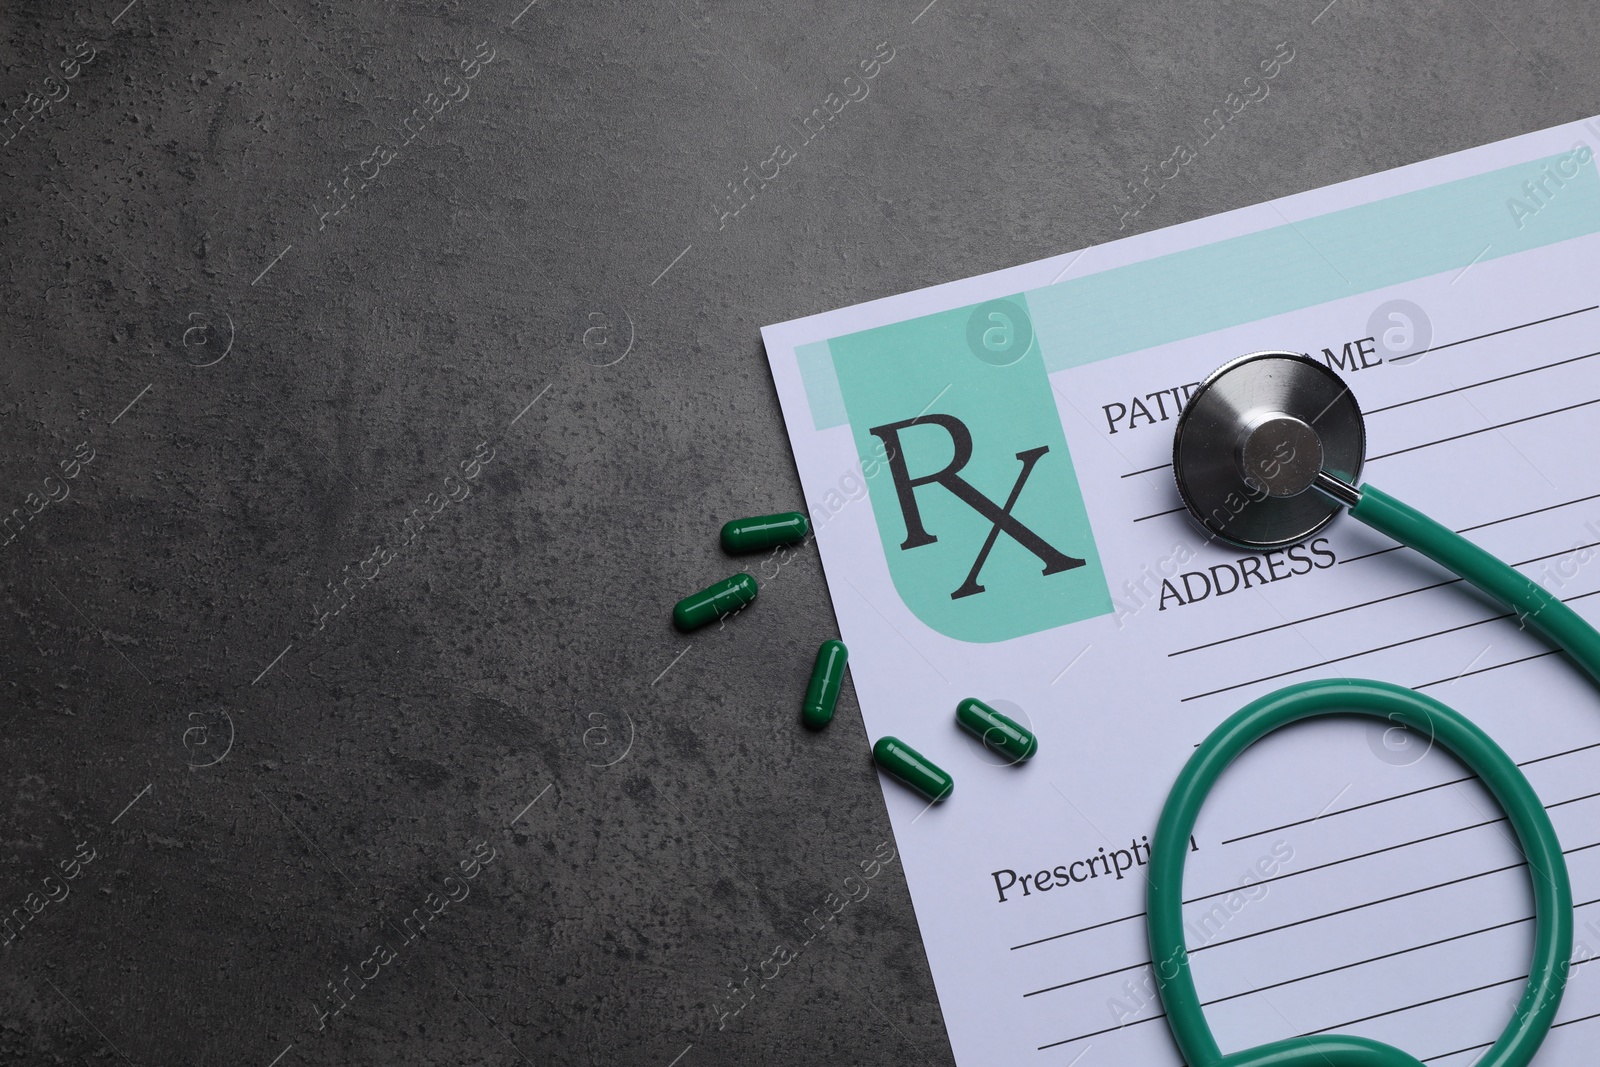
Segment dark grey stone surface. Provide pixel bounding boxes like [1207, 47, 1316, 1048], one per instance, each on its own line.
[0, 0, 1595, 1063]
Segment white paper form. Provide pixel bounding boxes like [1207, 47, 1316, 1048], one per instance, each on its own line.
[762, 115, 1600, 1067]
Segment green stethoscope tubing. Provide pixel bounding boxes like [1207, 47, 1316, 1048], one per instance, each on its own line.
[1149, 485, 1598, 1067]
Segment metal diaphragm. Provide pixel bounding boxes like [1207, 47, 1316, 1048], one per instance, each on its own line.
[1172, 351, 1365, 551]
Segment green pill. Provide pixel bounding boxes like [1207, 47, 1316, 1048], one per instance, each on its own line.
[872, 736, 953, 803]
[956, 698, 1037, 763]
[802, 639, 849, 730]
[672, 573, 758, 632]
[720, 512, 810, 553]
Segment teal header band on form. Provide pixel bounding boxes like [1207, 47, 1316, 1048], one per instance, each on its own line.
[800, 149, 1600, 430]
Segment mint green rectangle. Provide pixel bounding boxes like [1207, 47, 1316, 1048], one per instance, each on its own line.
[796, 341, 846, 431]
[1028, 151, 1600, 372]
[828, 305, 1111, 642]
[799, 150, 1600, 426]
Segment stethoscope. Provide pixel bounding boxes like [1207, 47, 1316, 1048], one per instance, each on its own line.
[1150, 352, 1600, 1067]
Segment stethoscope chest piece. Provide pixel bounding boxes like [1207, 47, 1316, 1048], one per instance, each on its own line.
[1172, 351, 1365, 549]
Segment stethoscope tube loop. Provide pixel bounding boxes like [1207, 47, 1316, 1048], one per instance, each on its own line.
[1147, 679, 1572, 1067]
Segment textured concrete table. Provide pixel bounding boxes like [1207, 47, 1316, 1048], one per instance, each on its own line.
[1, 0, 1594, 1063]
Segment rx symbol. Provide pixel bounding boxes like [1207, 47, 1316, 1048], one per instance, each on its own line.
[868, 414, 1084, 600]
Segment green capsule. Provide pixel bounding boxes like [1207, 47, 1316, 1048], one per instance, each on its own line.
[956, 698, 1037, 763]
[802, 639, 849, 730]
[872, 736, 953, 802]
[720, 512, 810, 553]
[672, 573, 758, 632]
